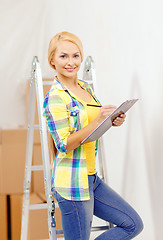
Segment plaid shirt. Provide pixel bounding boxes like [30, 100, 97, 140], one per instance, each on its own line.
[43, 77, 101, 201]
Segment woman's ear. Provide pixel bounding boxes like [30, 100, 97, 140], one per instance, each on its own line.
[50, 59, 56, 69]
[51, 58, 55, 65]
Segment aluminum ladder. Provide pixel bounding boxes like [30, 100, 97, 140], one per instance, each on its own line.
[21, 56, 57, 240]
[21, 56, 112, 240]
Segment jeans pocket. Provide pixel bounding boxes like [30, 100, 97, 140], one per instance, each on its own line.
[56, 191, 67, 203]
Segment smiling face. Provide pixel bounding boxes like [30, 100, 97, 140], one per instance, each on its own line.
[51, 40, 82, 80]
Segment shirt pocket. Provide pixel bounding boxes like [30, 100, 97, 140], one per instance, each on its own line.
[69, 107, 80, 133]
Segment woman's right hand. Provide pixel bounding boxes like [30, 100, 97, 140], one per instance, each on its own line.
[96, 105, 117, 124]
[67, 105, 117, 152]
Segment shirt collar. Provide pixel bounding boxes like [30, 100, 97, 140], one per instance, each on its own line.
[52, 76, 101, 106]
[53, 76, 86, 91]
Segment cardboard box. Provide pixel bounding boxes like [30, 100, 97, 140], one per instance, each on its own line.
[30, 193, 63, 239]
[0, 129, 27, 194]
[0, 128, 42, 194]
[26, 78, 53, 125]
[10, 193, 46, 240]
[10, 193, 63, 240]
[0, 195, 8, 240]
[10, 194, 25, 240]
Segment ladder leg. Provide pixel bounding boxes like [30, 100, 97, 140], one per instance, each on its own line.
[21, 57, 60, 240]
[21, 69, 36, 240]
[83, 56, 113, 232]
[50, 197, 58, 239]
[35, 57, 58, 240]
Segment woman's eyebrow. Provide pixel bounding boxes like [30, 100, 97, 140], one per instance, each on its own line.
[60, 52, 67, 54]
[60, 52, 80, 55]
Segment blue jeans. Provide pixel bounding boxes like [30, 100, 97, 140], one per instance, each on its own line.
[52, 174, 143, 240]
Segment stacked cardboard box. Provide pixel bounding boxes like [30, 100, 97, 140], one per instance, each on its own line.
[0, 128, 27, 194]
[10, 193, 63, 240]
[0, 78, 63, 239]
[0, 195, 8, 240]
[0, 128, 41, 194]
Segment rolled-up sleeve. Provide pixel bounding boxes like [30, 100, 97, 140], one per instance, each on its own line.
[43, 92, 70, 153]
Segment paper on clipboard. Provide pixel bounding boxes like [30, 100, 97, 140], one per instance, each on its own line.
[81, 99, 138, 144]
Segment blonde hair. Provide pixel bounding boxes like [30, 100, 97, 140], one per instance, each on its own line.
[48, 31, 83, 70]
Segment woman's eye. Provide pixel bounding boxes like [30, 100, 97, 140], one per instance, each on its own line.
[60, 55, 66, 58]
[74, 54, 79, 58]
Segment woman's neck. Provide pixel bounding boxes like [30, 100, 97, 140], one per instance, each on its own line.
[55, 73, 78, 89]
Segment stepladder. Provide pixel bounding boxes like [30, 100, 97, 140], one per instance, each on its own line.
[21, 56, 112, 240]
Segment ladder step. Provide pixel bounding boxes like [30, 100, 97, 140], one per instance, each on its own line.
[29, 202, 59, 210]
[43, 80, 54, 86]
[31, 165, 52, 171]
[56, 230, 64, 235]
[54, 226, 109, 236]
[84, 80, 93, 84]
[91, 226, 110, 231]
[31, 165, 44, 171]
[29, 203, 48, 210]
[34, 124, 40, 129]
[34, 124, 48, 129]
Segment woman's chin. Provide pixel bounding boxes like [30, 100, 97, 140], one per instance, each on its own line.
[63, 71, 77, 78]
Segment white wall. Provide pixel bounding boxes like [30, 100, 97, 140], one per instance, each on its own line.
[1, 0, 163, 239]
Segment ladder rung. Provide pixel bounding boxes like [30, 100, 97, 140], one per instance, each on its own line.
[84, 80, 93, 83]
[29, 203, 48, 210]
[29, 202, 59, 209]
[91, 226, 110, 231]
[56, 230, 64, 235]
[43, 80, 54, 86]
[34, 124, 40, 129]
[34, 124, 48, 129]
[54, 226, 109, 236]
[31, 165, 44, 171]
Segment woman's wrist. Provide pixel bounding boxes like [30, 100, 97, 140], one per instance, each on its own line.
[66, 119, 100, 152]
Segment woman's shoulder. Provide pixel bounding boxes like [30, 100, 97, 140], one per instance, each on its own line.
[78, 79, 93, 90]
[78, 79, 95, 97]
[43, 82, 71, 107]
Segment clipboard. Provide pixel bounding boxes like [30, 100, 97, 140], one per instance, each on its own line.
[81, 99, 138, 144]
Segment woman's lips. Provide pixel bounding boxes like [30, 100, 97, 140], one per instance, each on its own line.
[65, 68, 75, 72]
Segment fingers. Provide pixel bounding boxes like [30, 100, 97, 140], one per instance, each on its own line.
[102, 105, 117, 109]
[100, 105, 117, 119]
[112, 114, 126, 126]
[100, 105, 117, 114]
[97, 105, 126, 126]
[96, 105, 117, 124]
[120, 113, 126, 119]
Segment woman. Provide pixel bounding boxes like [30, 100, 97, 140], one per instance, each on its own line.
[43, 31, 143, 240]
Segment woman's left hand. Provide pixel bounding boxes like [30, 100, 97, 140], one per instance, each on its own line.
[112, 113, 126, 127]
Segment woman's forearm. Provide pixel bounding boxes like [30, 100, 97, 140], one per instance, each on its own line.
[66, 119, 100, 153]
[66, 106, 126, 153]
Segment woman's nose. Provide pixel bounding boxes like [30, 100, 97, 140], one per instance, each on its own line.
[67, 57, 74, 66]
